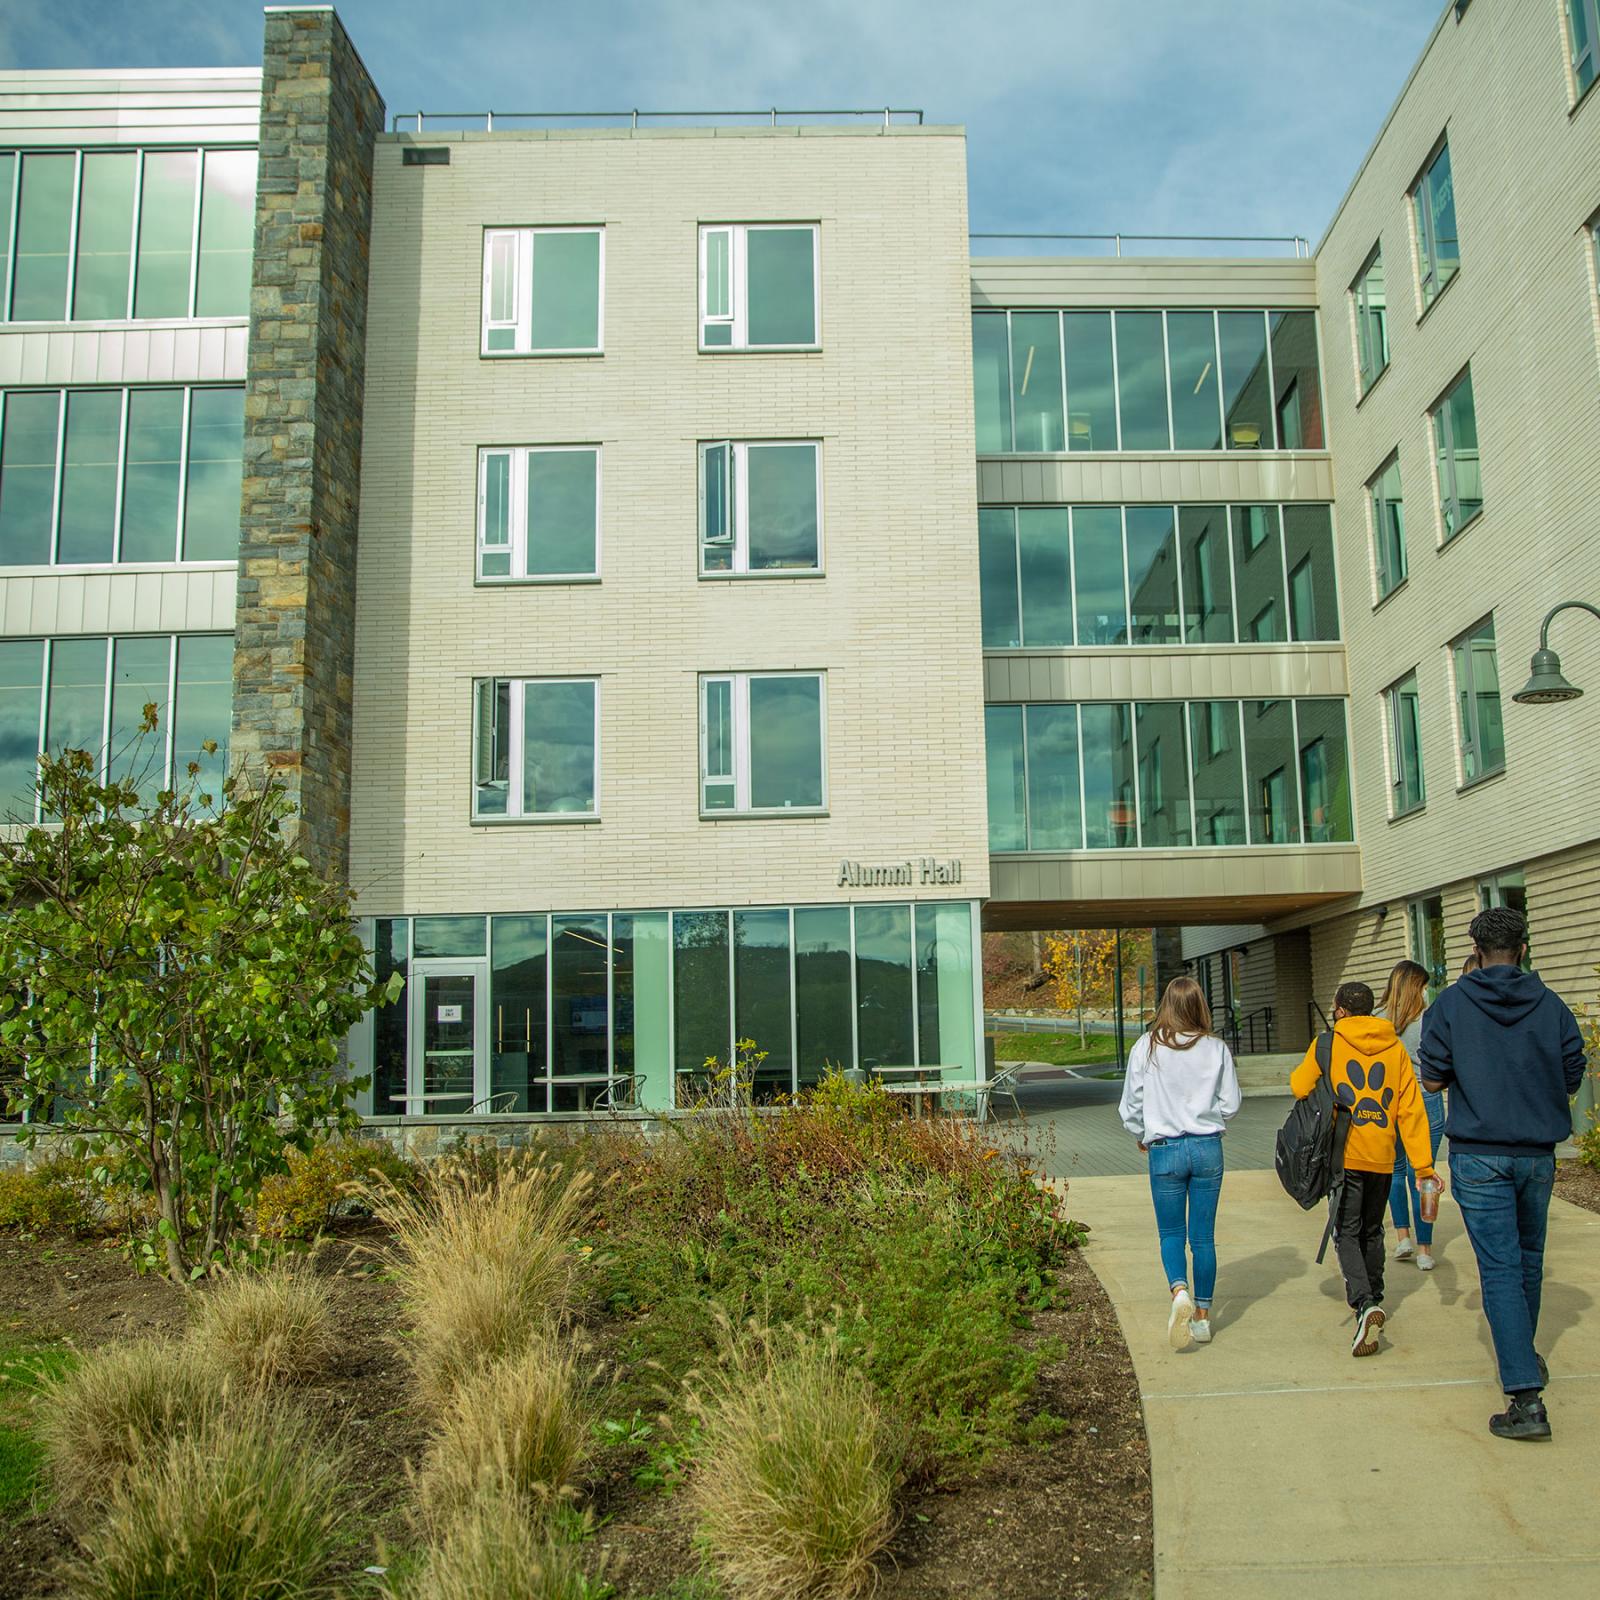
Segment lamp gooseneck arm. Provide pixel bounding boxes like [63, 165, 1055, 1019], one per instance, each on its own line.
[1539, 600, 1600, 651]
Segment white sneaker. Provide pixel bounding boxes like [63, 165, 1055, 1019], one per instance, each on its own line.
[1417, 1249, 1436, 1271]
[1395, 1237, 1416, 1260]
[1191, 1317, 1213, 1344]
[1168, 1289, 1195, 1350]
[1352, 1304, 1386, 1357]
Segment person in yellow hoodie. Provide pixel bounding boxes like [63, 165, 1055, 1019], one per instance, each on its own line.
[1291, 980, 1439, 1357]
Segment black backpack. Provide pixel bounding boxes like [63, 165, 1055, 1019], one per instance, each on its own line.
[1274, 1031, 1350, 1210]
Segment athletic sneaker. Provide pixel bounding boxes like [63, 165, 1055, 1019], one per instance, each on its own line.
[1191, 1317, 1213, 1345]
[1417, 1249, 1435, 1271]
[1489, 1393, 1551, 1441]
[1352, 1304, 1386, 1357]
[1394, 1237, 1416, 1260]
[1168, 1289, 1195, 1350]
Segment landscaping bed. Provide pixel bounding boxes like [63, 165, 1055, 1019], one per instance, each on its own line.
[1554, 1157, 1600, 1217]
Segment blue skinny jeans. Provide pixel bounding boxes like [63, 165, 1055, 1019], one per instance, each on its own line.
[1388, 1087, 1446, 1244]
[1148, 1133, 1224, 1308]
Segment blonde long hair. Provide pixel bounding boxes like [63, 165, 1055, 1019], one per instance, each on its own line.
[1380, 959, 1429, 1037]
[1149, 976, 1213, 1052]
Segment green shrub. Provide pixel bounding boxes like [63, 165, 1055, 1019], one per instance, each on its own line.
[391, 1491, 602, 1600]
[1575, 1108, 1600, 1172]
[255, 1137, 416, 1240]
[61, 1401, 349, 1600]
[186, 1263, 338, 1386]
[0, 1157, 96, 1235]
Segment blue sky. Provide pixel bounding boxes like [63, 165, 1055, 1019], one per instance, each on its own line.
[3, 0, 1443, 248]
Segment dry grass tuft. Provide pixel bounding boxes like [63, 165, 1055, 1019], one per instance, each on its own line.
[365, 1156, 592, 1411]
[691, 1339, 902, 1600]
[392, 1491, 598, 1600]
[185, 1261, 339, 1386]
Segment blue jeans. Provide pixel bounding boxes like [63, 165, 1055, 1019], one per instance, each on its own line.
[1388, 1088, 1446, 1243]
[1450, 1151, 1555, 1395]
[1148, 1134, 1224, 1308]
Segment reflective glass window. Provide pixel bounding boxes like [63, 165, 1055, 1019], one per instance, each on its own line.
[1063, 311, 1117, 451]
[172, 633, 232, 805]
[182, 387, 244, 560]
[1218, 310, 1271, 451]
[1125, 506, 1179, 644]
[1281, 505, 1338, 641]
[525, 679, 598, 815]
[120, 388, 184, 563]
[1115, 311, 1169, 450]
[794, 906, 853, 1085]
[0, 391, 61, 565]
[528, 448, 599, 576]
[44, 637, 106, 766]
[749, 674, 823, 809]
[1081, 702, 1136, 848]
[973, 313, 1012, 452]
[984, 704, 1025, 851]
[412, 916, 487, 958]
[1189, 700, 1245, 845]
[1413, 142, 1460, 308]
[1432, 367, 1482, 540]
[371, 920, 410, 1115]
[978, 507, 1020, 648]
[734, 908, 793, 1097]
[1270, 311, 1323, 449]
[11, 154, 75, 321]
[1179, 505, 1232, 642]
[108, 635, 169, 804]
[1017, 506, 1072, 646]
[746, 443, 819, 571]
[1025, 703, 1081, 850]
[915, 903, 976, 1077]
[73, 152, 137, 320]
[855, 904, 914, 1070]
[746, 227, 817, 347]
[1387, 670, 1425, 815]
[673, 910, 730, 1078]
[530, 230, 601, 351]
[195, 149, 256, 317]
[614, 913, 672, 1112]
[1353, 248, 1388, 393]
[1072, 506, 1128, 645]
[1167, 311, 1221, 450]
[1136, 702, 1192, 847]
[57, 390, 122, 564]
[552, 915, 609, 1079]
[1009, 312, 1064, 453]
[1243, 699, 1299, 844]
[1295, 698, 1353, 842]
[1572, 1, 1599, 98]
[490, 915, 546, 1112]
[0, 639, 44, 820]
[134, 150, 199, 319]
[0, 156, 12, 316]
[1231, 506, 1285, 642]
[1369, 455, 1406, 600]
[1451, 616, 1505, 784]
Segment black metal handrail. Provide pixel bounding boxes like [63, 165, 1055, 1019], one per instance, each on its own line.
[1223, 1005, 1274, 1055]
[1308, 999, 1332, 1039]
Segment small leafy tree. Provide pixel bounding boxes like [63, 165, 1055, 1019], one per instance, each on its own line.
[0, 726, 399, 1282]
[1043, 929, 1118, 1047]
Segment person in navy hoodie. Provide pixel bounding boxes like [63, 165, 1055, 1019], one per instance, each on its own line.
[1418, 906, 1587, 1441]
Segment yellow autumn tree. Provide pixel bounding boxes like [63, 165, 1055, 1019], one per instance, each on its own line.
[1043, 929, 1119, 1048]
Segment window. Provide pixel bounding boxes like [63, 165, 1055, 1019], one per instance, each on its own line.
[1369, 455, 1406, 600]
[1431, 367, 1482, 540]
[1282, 506, 1338, 641]
[1413, 141, 1460, 309]
[699, 224, 818, 350]
[1385, 670, 1425, 816]
[700, 672, 824, 814]
[0, 147, 255, 323]
[699, 441, 820, 574]
[1352, 247, 1389, 392]
[472, 677, 599, 820]
[1167, 311, 1222, 451]
[1477, 871, 1530, 966]
[477, 447, 600, 581]
[1270, 311, 1325, 448]
[1569, 1, 1598, 100]
[481, 227, 603, 355]
[1451, 615, 1505, 784]
[1408, 895, 1446, 994]
[0, 385, 244, 567]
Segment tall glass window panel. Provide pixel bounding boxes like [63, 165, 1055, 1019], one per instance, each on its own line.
[0, 640, 43, 820]
[673, 910, 730, 1079]
[1025, 703, 1081, 850]
[528, 448, 598, 576]
[172, 633, 231, 805]
[182, 387, 244, 560]
[1571, 0, 1598, 98]
[745, 226, 817, 347]
[1017, 506, 1072, 646]
[371, 920, 410, 1115]
[1386, 671, 1425, 816]
[1115, 311, 1170, 450]
[1408, 896, 1447, 996]
[43, 639, 106, 776]
[1167, 312, 1222, 450]
[1136, 702, 1192, 847]
[134, 150, 199, 319]
[0, 157, 13, 319]
[1081, 702, 1136, 848]
[915, 903, 976, 1077]
[1295, 699, 1353, 842]
[1231, 506, 1285, 642]
[1125, 506, 1179, 644]
[108, 636, 170, 804]
[972, 313, 1012, 452]
[978, 508, 1020, 648]
[1063, 311, 1117, 451]
[56, 390, 121, 564]
[1353, 249, 1389, 393]
[525, 679, 598, 815]
[11, 154, 75, 321]
[985, 704, 1026, 851]
[794, 906, 854, 1084]
[614, 914, 672, 1111]
[1452, 617, 1505, 784]
[1189, 701, 1246, 845]
[0, 390, 61, 565]
[1009, 313, 1064, 453]
[1179, 506, 1233, 642]
[1413, 144, 1460, 309]
[1369, 456, 1406, 600]
[195, 149, 256, 317]
[855, 904, 914, 1069]
[120, 388, 185, 563]
[1281, 505, 1338, 641]
[550, 915, 609, 1086]
[1432, 368, 1482, 540]
[1270, 311, 1324, 449]
[746, 443, 819, 571]
[701, 677, 734, 811]
[1072, 506, 1128, 645]
[72, 153, 137, 320]
[414, 915, 486, 958]
[530, 230, 602, 351]
[1218, 310, 1272, 451]
[490, 915, 546, 1112]
[483, 231, 518, 352]
[478, 451, 511, 579]
[1243, 699, 1299, 844]
[748, 674, 823, 810]
[734, 909, 793, 1097]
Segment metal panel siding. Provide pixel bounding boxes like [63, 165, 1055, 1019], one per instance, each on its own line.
[0, 571, 235, 637]
[0, 71, 263, 146]
[982, 647, 1347, 703]
[974, 456, 1336, 504]
[970, 258, 1319, 309]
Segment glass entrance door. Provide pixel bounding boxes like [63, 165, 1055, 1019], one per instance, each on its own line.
[408, 961, 488, 1113]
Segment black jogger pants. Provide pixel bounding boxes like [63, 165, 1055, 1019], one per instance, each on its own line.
[1333, 1170, 1392, 1313]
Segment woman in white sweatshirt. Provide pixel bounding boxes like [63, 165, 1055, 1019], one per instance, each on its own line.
[1117, 976, 1242, 1350]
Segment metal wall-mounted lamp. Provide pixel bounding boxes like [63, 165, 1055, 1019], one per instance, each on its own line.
[1512, 601, 1600, 705]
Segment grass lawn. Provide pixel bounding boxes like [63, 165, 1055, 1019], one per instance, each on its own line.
[0, 1339, 72, 1521]
[990, 1032, 1120, 1069]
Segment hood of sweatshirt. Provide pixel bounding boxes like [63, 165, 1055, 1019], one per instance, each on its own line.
[1336, 1015, 1400, 1057]
[1456, 963, 1547, 1025]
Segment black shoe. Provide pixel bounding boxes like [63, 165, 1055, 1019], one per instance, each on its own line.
[1489, 1393, 1551, 1441]
[1536, 1353, 1549, 1387]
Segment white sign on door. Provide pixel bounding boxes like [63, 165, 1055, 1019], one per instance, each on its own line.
[437, 1004, 463, 1023]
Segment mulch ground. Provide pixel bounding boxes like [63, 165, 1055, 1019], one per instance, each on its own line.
[0, 1221, 1152, 1600]
[1554, 1158, 1600, 1216]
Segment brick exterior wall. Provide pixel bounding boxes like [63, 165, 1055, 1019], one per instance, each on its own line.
[231, 7, 384, 878]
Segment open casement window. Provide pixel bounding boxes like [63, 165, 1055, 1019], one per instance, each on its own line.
[1431, 367, 1482, 542]
[481, 227, 604, 355]
[699, 672, 825, 814]
[1450, 616, 1505, 785]
[1368, 455, 1406, 601]
[1385, 671, 1425, 817]
[1569, 0, 1598, 100]
[698, 440, 820, 574]
[477, 446, 600, 581]
[1412, 141, 1460, 310]
[1352, 246, 1389, 393]
[472, 677, 599, 821]
[698, 224, 818, 350]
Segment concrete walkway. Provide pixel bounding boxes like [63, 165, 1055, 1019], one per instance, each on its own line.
[1063, 1166, 1600, 1597]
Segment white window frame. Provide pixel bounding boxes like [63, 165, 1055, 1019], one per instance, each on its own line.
[698, 670, 826, 816]
[697, 223, 820, 351]
[1351, 244, 1389, 393]
[1411, 140, 1458, 311]
[1568, 0, 1599, 101]
[471, 675, 600, 821]
[1384, 669, 1425, 818]
[1367, 453, 1406, 602]
[475, 445, 601, 583]
[1431, 367, 1481, 543]
[1449, 614, 1505, 787]
[480, 226, 605, 357]
[697, 439, 822, 576]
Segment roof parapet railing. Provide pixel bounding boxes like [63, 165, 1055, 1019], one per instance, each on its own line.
[394, 107, 926, 133]
[971, 230, 1311, 259]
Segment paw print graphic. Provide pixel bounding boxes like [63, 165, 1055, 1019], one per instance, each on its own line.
[1335, 1060, 1393, 1128]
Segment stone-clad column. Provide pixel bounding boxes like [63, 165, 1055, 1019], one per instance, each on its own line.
[231, 6, 384, 878]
